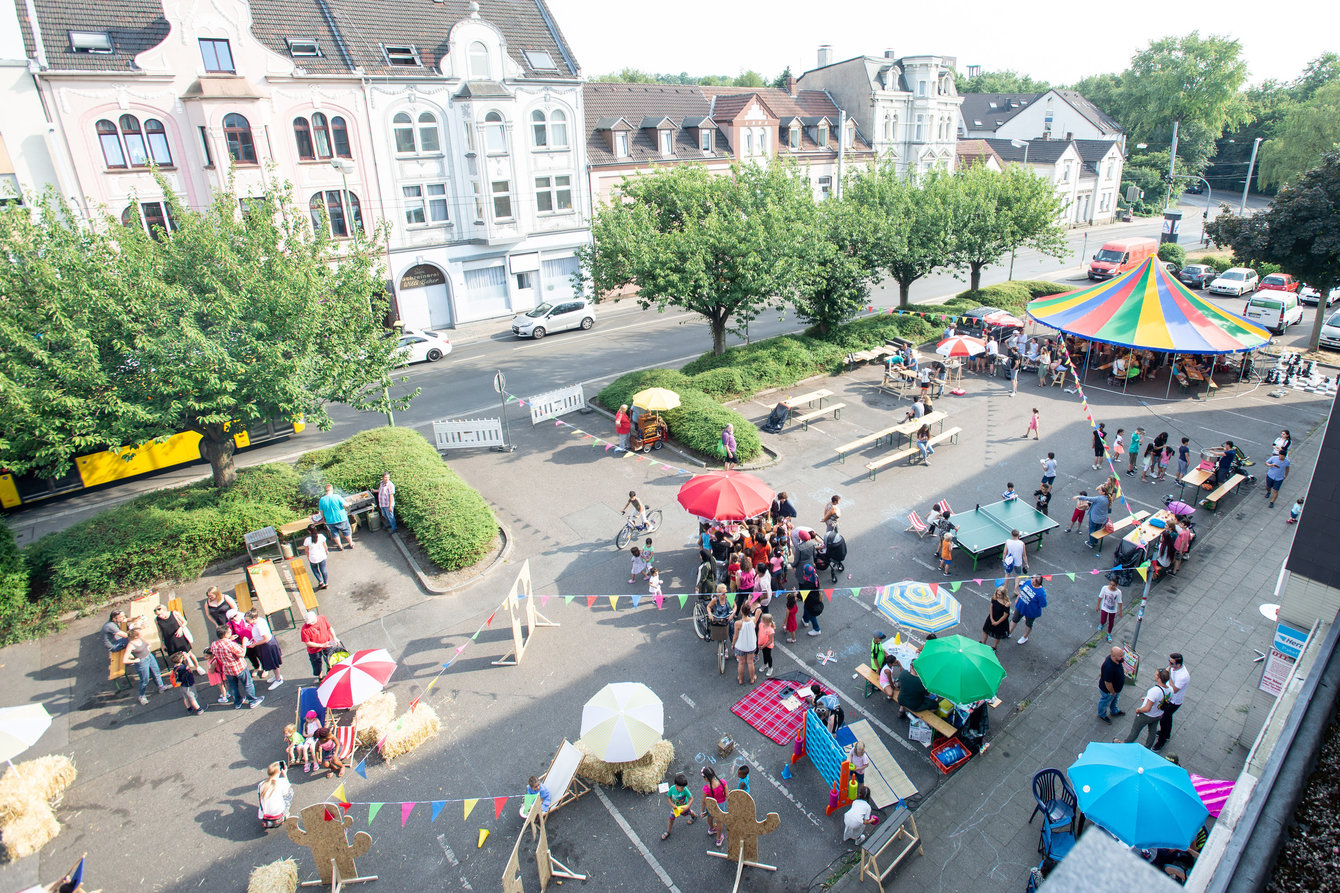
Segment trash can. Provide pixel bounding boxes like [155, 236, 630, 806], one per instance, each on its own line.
[1160, 209, 1182, 245]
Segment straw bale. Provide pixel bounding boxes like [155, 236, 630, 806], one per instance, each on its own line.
[573, 741, 617, 786]
[0, 755, 77, 822]
[621, 740, 675, 794]
[247, 857, 299, 893]
[0, 801, 59, 862]
[378, 702, 440, 763]
[353, 692, 397, 746]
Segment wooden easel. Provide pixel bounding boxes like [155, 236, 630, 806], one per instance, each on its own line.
[858, 805, 923, 893]
[492, 561, 557, 667]
[502, 798, 586, 892]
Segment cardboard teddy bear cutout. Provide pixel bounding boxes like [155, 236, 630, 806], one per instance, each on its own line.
[705, 789, 781, 864]
[285, 802, 375, 887]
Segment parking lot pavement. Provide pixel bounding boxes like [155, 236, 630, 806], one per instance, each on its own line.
[0, 361, 1329, 892]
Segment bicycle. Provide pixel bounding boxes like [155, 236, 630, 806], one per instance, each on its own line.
[615, 508, 662, 549]
[692, 595, 730, 674]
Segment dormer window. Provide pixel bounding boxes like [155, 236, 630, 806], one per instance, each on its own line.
[701, 130, 713, 152]
[817, 123, 829, 147]
[844, 122, 855, 149]
[199, 38, 235, 73]
[522, 50, 556, 71]
[615, 132, 629, 158]
[383, 45, 421, 67]
[468, 42, 489, 79]
[659, 130, 673, 156]
[69, 31, 112, 54]
[789, 124, 800, 150]
[286, 38, 321, 58]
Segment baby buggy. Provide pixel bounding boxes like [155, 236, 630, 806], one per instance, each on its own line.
[1110, 538, 1148, 588]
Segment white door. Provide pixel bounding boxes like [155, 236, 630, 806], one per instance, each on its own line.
[399, 264, 453, 330]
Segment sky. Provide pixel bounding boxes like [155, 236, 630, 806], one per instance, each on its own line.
[545, 0, 1334, 88]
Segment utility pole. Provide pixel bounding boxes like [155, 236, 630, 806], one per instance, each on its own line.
[836, 110, 847, 200]
[1240, 137, 1263, 215]
[1165, 121, 1179, 209]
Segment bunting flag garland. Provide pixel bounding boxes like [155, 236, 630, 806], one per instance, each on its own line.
[368, 803, 383, 824]
[354, 759, 367, 779]
[432, 801, 447, 822]
[1054, 341, 1141, 524]
[493, 797, 508, 819]
[332, 783, 347, 804]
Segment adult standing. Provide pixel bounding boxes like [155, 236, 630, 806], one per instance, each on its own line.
[302, 524, 331, 590]
[1264, 449, 1290, 507]
[1123, 668, 1170, 749]
[980, 587, 1011, 650]
[209, 627, 265, 709]
[821, 526, 847, 584]
[1097, 645, 1126, 724]
[695, 550, 716, 596]
[1009, 575, 1047, 645]
[1154, 653, 1190, 752]
[318, 484, 354, 551]
[1085, 489, 1112, 550]
[614, 405, 632, 451]
[1092, 423, 1108, 471]
[245, 609, 285, 690]
[1273, 429, 1292, 457]
[793, 530, 818, 572]
[771, 492, 797, 523]
[1177, 437, 1192, 480]
[227, 609, 264, 678]
[822, 495, 842, 532]
[1007, 348, 1022, 397]
[720, 424, 738, 471]
[300, 611, 339, 679]
[122, 628, 167, 705]
[800, 566, 824, 637]
[102, 610, 131, 654]
[204, 586, 237, 632]
[377, 472, 397, 533]
[733, 601, 758, 685]
[1214, 441, 1236, 486]
[1002, 530, 1029, 592]
[153, 603, 193, 656]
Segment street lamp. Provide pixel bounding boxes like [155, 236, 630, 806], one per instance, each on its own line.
[1008, 139, 1030, 279]
[1240, 137, 1263, 216]
[330, 158, 356, 239]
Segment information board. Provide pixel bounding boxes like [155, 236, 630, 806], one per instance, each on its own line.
[1259, 621, 1309, 697]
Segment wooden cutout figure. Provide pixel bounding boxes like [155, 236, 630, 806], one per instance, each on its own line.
[285, 802, 373, 886]
[705, 789, 780, 864]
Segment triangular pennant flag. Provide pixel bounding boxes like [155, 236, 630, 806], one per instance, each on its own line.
[604, 444, 613, 451]
[368, 803, 384, 824]
[1090, 568, 1102, 574]
[471, 630, 481, 641]
[609, 595, 619, 610]
[494, 797, 508, 819]
[464, 798, 479, 820]
[928, 583, 938, 596]
[332, 783, 347, 804]
[432, 800, 446, 822]
[973, 579, 984, 586]
[949, 582, 961, 592]
[564, 595, 575, 605]
[485, 611, 496, 628]
[823, 588, 834, 601]
[323, 806, 335, 822]
[355, 759, 367, 779]
[994, 578, 1006, 587]
[523, 793, 537, 814]
[401, 802, 415, 827]
[541, 595, 550, 607]
[424, 678, 436, 693]
[631, 593, 642, 608]
[506, 395, 517, 403]
[409, 696, 421, 712]
[677, 593, 689, 608]
[456, 644, 467, 654]
[586, 595, 597, 608]
[850, 588, 860, 598]
[1066, 573, 1077, 582]
[555, 419, 563, 426]
[1042, 575, 1053, 582]
[654, 594, 664, 609]
[1137, 566, 1149, 581]
[339, 800, 352, 812]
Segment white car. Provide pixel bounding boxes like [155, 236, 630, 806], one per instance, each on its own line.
[511, 299, 596, 339]
[1321, 310, 1340, 351]
[1208, 267, 1259, 297]
[1300, 284, 1340, 307]
[394, 331, 452, 365]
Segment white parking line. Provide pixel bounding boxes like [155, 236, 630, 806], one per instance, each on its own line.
[593, 786, 683, 893]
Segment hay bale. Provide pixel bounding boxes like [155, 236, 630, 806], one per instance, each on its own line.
[622, 739, 675, 794]
[573, 740, 617, 787]
[247, 857, 299, 893]
[0, 801, 59, 861]
[378, 702, 440, 763]
[0, 755, 77, 823]
[353, 692, 397, 746]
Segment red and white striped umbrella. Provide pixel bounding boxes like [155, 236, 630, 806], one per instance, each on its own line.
[317, 649, 397, 709]
[983, 310, 1023, 328]
[935, 335, 986, 358]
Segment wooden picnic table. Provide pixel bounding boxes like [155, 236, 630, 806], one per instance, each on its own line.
[127, 591, 163, 653]
[1124, 509, 1177, 550]
[1178, 467, 1213, 502]
[247, 559, 296, 627]
[889, 411, 947, 448]
[784, 389, 833, 419]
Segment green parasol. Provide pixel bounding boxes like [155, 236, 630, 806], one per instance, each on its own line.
[911, 635, 1006, 705]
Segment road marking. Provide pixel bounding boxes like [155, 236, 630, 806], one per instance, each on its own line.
[679, 693, 696, 710]
[593, 786, 682, 893]
[733, 743, 824, 829]
[435, 834, 474, 890]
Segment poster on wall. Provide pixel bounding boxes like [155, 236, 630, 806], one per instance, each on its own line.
[1259, 621, 1309, 697]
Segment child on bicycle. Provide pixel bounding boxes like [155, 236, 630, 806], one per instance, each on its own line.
[622, 491, 647, 530]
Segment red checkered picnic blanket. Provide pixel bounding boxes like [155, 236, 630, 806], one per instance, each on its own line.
[731, 678, 816, 745]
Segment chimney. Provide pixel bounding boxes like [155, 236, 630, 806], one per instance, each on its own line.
[884, 49, 896, 59]
[784, 75, 796, 96]
[817, 45, 832, 68]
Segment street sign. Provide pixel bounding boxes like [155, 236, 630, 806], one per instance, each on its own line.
[493, 370, 506, 394]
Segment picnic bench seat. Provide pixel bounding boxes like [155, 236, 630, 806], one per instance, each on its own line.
[846, 347, 892, 371]
[108, 648, 127, 690]
[233, 582, 254, 614]
[1201, 474, 1246, 511]
[794, 403, 846, 430]
[865, 427, 961, 480]
[289, 558, 319, 614]
[1091, 511, 1151, 553]
[784, 389, 833, 419]
[855, 663, 887, 698]
[834, 425, 906, 462]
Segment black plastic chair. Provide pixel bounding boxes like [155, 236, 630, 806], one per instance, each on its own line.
[1028, 768, 1078, 832]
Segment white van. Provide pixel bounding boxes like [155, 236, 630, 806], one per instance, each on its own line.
[1244, 291, 1303, 335]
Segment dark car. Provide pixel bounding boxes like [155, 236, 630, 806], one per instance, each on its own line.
[1184, 182, 1205, 195]
[1178, 264, 1216, 290]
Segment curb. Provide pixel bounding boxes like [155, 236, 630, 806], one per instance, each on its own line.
[392, 522, 514, 596]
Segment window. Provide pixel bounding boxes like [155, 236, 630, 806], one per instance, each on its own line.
[199, 38, 234, 73]
[223, 113, 257, 164]
[332, 116, 351, 157]
[659, 130, 673, 156]
[915, 115, 923, 141]
[817, 123, 829, 147]
[534, 175, 572, 213]
[393, 113, 415, 154]
[468, 42, 490, 79]
[818, 176, 832, 199]
[286, 38, 321, 57]
[121, 201, 176, 238]
[1062, 161, 1072, 183]
[392, 111, 438, 155]
[491, 180, 512, 219]
[531, 110, 548, 147]
[418, 111, 439, 152]
[789, 124, 800, 150]
[383, 45, 420, 67]
[530, 109, 568, 149]
[744, 132, 753, 155]
[484, 111, 507, 154]
[69, 31, 112, 53]
[1105, 161, 1114, 179]
[883, 115, 892, 140]
[918, 79, 927, 97]
[465, 265, 507, 303]
[1043, 108, 1054, 137]
[844, 122, 854, 149]
[198, 126, 214, 166]
[522, 49, 556, 71]
[309, 189, 363, 237]
[95, 116, 173, 168]
[614, 131, 629, 157]
[516, 271, 534, 290]
[402, 183, 449, 225]
[311, 113, 332, 158]
[701, 130, 713, 152]
[471, 181, 484, 221]
[294, 117, 314, 159]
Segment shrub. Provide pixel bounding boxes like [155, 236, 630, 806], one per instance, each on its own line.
[1158, 243, 1186, 267]
[1201, 254, 1235, 273]
[691, 367, 747, 399]
[0, 525, 28, 628]
[295, 427, 496, 572]
[596, 369, 762, 462]
[953, 280, 1068, 314]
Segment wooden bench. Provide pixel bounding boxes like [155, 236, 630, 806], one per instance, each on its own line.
[846, 347, 892, 370]
[233, 582, 254, 614]
[855, 663, 888, 699]
[834, 425, 903, 463]
[909, 708, 958, 739]
[784, 389, 833, 420]
[865, 427, 961, 480]
[108, 648, 128, 691]
[1091, 511, 1151, 553]
[289, 558, 319, 614]
[793, 403, 846, 430]
[1201, 473, 1246, 511]
[859, 805, 923, 892]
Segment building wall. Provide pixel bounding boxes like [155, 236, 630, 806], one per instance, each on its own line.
[0, 1, 63, 200]
[991, 94, 1111, 143]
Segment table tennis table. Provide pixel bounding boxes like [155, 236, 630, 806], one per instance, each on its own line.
[948, 499, 1058, 571]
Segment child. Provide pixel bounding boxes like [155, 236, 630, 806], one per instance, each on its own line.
[1156, 445, 1173, 482]
[302, 709, 323, 772]
[1033, 482, 1052, 516]
[1023, 408, 1040, 440]
[849, 742, 870, 785]
[285, 722, 316, 769]
[1097, 580, 1123, 643]
[1112, 429, 1125, 464]
[314, 726, 345, 778]
[1040, 452, 1057, 487]
[1001, 483, 1018, 501]
[628, 546, 647, 584]
[1127, 427, 1143, 475]
[642, 537, 656, 569]
[736, 764, 751, 794]
[1066, 491, 1091, 533]
[938, 532, 954, 576]
[784, 592, 799, 644]
[647, 567, 663, 603]
[662, 773, 695, 840]
[526, 775, 552, 815]
[171, 651, 204, 715]
[757, 613, 775, 678]
[1288, 498, 1304, 524]
[702, 767, 729, 846]
[923, 504, 946, 539]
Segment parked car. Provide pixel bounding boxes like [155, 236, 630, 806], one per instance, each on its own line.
[1208, 267, 1259, 297]
[1088, 237, 1159, 280]
[1178, 264, 1217, 289]
[1320, 309, 1340, 350]
[394, 331, 452, 365]
[1244, 290, 1304, 334]
[1257, 273, 1300, 294]
[1300, 284, 1340, 307]
[510, 298, 596, 339]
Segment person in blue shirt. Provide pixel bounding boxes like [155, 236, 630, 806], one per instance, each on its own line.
[526, 776, 552, 814]
[1009, 575, 1048, 645]
[1001, 483, 1019, 501]
[736, 764, 751, 794]
[318, 484, 354, 550]
[815, 687, 846, 733]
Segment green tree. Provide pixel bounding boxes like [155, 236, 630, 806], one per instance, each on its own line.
[732, 70, 765, 88]
[846, 163, 957, 308]
[949, 164, 1067, 291]
[1121, 149, 1173, 215]
[958, 70, 1050, 94]
[790, 198, 879, 335]
[0, 179, 413, 489]
[1205, 150, 1340, 350]
[1069, 73, 1124, 120]
[579, 163, 816, 355]
[771, 66, 794, 89]
[592, 67, 655, 83]
[1258, 81, 1340, 189]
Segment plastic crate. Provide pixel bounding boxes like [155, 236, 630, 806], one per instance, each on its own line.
[929, 737, 972, 774]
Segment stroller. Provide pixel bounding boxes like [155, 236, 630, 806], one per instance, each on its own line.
[815, 529, 847, 583]
[759, 403, 788, 434]
[1110, 538, 1148, 587]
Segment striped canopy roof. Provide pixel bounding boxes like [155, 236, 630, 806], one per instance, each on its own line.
[1026, 258, 1272, 354]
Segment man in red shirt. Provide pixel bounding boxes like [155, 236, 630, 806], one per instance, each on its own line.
[615, 404, 632, 451]
[209, 627, 264, 709]
[300, 611, 339, 679]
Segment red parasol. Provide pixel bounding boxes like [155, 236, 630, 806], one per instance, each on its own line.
[317, 649, 397, 709]
[936, 334, 986, 358]
[676, 471, 775, 521]
[983, 310, 1024, 328]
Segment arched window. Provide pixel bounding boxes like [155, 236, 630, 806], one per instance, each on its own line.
[96, 119, 126, 168]
[144, 119, 172, 165]
[121, 201, 176, 239]
[883, 115, 892, 140]
[483, 110, 506, 154]
[294, 117, 314, 159]
[744, 131, 753, 155]
[393, 112, 415, 153]
[312, 112, 332, 158]
[531, 109, 548, 147]
[331, 116, 351, 157]
[223, 113, 257, 164]
[550, 110, 568, 148]
[119, 115, 148, 166]
[96, 116, 174, 168]
[417, 111, 440, 153]
[468, 41, 489, 79]
[309, 189, 363, 238]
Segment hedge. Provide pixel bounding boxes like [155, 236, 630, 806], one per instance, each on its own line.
[0, 525, 29, 632]
[596, 369, 764, 463]
[295, 427, 496, 572]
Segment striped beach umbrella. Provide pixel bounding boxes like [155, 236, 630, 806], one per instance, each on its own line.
[874, 580, 961, 634]
[317, 649, 397, 709]
[579, 682, 663, 763]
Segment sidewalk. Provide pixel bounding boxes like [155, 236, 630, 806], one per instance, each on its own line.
[834, 435, 1315, 891]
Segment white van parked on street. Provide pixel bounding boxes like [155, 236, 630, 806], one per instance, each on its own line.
[1244, 290, 1303, 335]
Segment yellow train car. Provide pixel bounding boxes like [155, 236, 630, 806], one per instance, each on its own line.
[0, 418, 304, 509]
